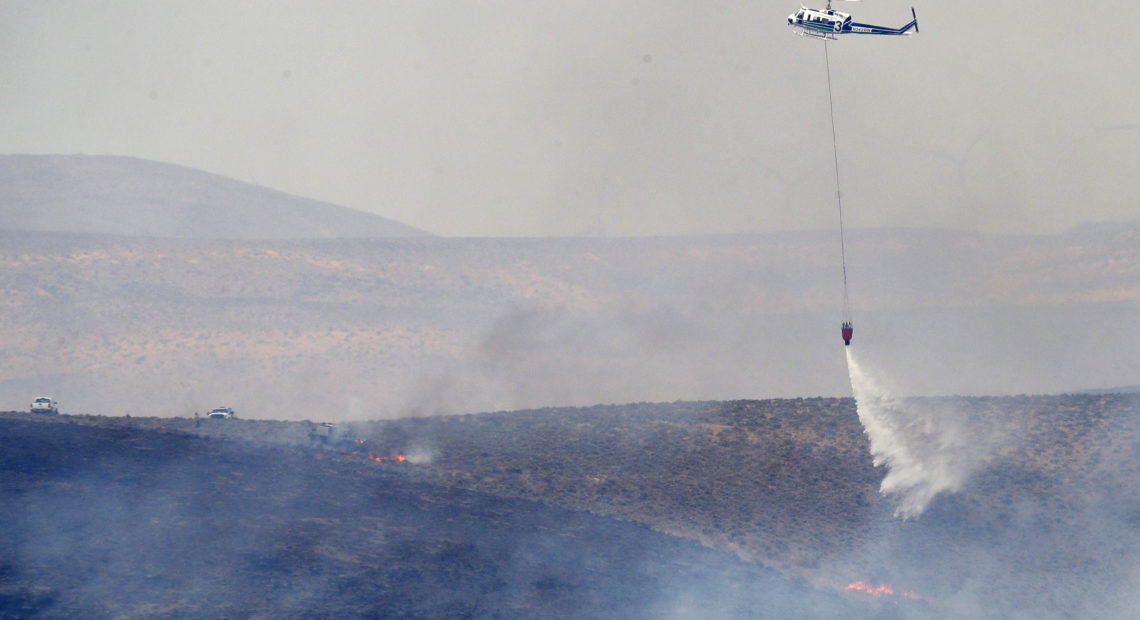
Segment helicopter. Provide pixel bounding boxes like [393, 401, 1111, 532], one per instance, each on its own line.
[788, 1, 918, 40]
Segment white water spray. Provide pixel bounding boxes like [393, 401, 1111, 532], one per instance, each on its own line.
[846, 348, 987, 519]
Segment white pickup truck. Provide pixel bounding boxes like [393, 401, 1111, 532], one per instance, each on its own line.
[206, 407, 235, 419]
[30, 397, 58, 414]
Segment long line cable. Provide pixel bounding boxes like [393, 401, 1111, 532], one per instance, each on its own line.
[824, 41, 850, 322]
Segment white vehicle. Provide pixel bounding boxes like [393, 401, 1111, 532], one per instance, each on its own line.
[30, 397, 58, 414]
[309, 422, 360, 447]
[207, 407, 235, 419]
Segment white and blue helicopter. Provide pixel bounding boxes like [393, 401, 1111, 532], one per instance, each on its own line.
[788, 1, 918, 39]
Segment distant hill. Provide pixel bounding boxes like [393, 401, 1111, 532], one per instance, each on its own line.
[1, 223, 1139, 418]
[0, 154, 430, 239]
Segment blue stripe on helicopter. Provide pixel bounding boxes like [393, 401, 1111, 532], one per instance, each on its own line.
[801, 22, 841, 33]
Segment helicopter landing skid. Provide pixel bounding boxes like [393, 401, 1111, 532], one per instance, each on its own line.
[799, 30, 838, 40]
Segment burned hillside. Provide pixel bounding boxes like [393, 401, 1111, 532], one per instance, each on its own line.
[0, 412, 873, 619]
[3, 392, 1139, 617]
[341, 393, 1140, 616]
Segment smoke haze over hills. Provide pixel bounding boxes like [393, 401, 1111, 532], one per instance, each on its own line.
[2, 224, 1139, 419]
[1, 155, 1138, 617]
[0, 155, 1137, 421]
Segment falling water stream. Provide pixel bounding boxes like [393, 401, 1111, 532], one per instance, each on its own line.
[846, 348, 978, 518]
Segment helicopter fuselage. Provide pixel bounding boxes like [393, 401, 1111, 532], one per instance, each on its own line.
[788, 6, 918, 38]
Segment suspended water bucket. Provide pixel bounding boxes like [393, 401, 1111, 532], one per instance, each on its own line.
[841, 322, 853, 346]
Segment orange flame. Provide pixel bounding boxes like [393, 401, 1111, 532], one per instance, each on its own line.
[847, 582, 893, 597]
[846, 581, 919, 600]
[364, 449, 406, 463]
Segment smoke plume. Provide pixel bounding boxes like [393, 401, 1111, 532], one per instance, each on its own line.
[846, 348, 994, 518]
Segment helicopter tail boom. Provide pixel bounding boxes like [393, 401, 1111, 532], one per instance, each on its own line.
[848, 7, 918, 35]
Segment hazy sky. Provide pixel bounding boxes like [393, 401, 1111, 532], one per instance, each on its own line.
[2, 1, 1137, 237]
